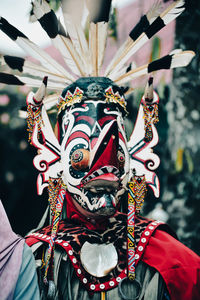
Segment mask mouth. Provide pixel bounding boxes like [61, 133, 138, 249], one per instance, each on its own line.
[82, 166, 120, 185]
[79, 168, 122, 216]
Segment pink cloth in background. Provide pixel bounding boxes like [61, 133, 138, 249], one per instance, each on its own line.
[0, 201, 24, 300]
[104, 0, 175, 87]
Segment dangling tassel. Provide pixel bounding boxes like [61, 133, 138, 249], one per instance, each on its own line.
[127, 174, 147, 280]
[142, 77, 159, 142]
[26, 103, 43, 143]
[131, 175, 147, 215]
[43, 181, 66, 286]
[26, 76, 48, 143]
[127, 181, 136, 281]
[48, 177, 63, 217]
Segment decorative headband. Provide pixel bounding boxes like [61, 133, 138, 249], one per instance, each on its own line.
[57, 77, 127, 114]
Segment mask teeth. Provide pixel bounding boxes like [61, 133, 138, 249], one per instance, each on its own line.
[112, 195, 116, 207]
[82, 166, 120, 184]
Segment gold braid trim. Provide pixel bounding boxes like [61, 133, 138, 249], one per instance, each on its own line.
[48, 177, 64, 217]
[131, 175, 147, 214]
[143, 103, 159, 142]
[26, 104, 42, 144]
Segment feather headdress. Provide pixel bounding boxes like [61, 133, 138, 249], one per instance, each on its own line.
[0, 0, 194, 106]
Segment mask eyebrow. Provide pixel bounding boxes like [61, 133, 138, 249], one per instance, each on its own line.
[98, 115, 116, 127]
[65, 131, 90, 149]
[75, 115, 95, 125]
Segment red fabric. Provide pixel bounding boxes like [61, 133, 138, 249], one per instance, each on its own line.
[142, 229, 200, 300]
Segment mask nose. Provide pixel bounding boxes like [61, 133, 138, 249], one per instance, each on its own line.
[89, 120, 119, 173]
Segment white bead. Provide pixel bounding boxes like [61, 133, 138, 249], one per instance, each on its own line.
[141, 238, 146, 243]
[63, 242, 68, 246]
[100, 284, 105, 289]
[43, 235, 47, 239]
[152, 222, 157, 225]
[135, 254, 140, 259]
[77, 269, 81, 274]
[83, 278, 87, 284]
[138, 246, 143, 251]
[116, 277, 121, 282]
[72, 258, 77, 264]
[56, 240, 62, 243]
[109, 281, 115, 287]
[68, 250, 73, 255]
[90, 284, 95, 290]
[149, 226, 154, 230]
[144, 231, 150, 236]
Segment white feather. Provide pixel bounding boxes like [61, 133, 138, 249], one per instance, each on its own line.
[171, 51, 195, 68]
[114, 64, 148, 85]
[106, 35, 149, 78]
[52, 35, 86, 76]
[21, 61, 69, 84]
[16, 75, 66, 90]
[161, 0, 185, 25]
[32, 0, 86, 77]
[115, 50, 195, 85]
[32, 0, 50, 19]
[89, 22, 98, 76]
[16, 37, 75, 81]
[43, 93, 60, 110]
[97, 22, 108, 72]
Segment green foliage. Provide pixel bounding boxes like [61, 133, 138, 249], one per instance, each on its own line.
[48, 0, 62, 11]
[150, 37, 161, 62]
[108, 8, 118, 40]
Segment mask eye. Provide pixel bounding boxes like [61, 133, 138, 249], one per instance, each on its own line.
[118, 151, 125, 169]
[71, 149, 90, 171]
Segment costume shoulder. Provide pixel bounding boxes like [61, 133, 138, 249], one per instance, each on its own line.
[142, 228, 200, 300]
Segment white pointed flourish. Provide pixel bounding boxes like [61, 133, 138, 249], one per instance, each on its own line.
[33, 76, 47, 104]
[128, 91, 160, 197]
[30, 103, 63, 195]
[105, 0, 185, 77]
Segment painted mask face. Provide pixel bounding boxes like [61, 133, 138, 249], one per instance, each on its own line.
[57, 78, 130, 218]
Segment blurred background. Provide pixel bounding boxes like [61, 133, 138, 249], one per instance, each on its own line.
[0, 0, 199, 255]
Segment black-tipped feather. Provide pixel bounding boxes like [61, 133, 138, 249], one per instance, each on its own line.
[105, 0, 185, 77]
[89, 0, 112, 23]
[35, 8, 66, 38]
[0, 72, 24, 85]
[148, 54, 172, 72]
[4, 55, 25, 72]
[129, 16, 150, 40]
[0, 17, 27, 40]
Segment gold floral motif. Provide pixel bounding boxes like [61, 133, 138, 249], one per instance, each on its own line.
[105, 86, 127, 113]
[57, 87, 84, 113]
